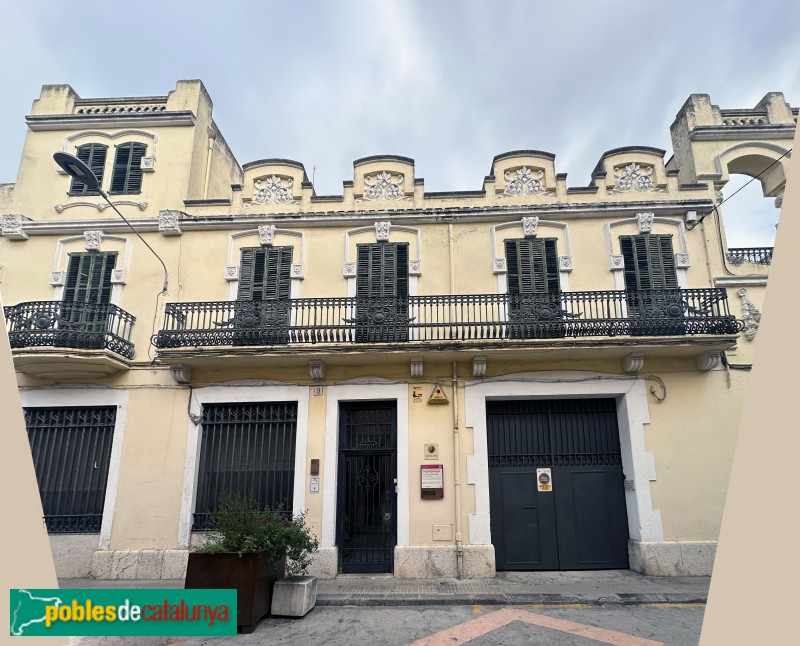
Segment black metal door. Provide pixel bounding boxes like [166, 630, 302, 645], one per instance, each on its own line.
[337, 402, 397, 573]
[488, 399, 629, 571]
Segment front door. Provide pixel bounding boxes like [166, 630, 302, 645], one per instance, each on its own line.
[337, 401, 397, 573]
[488, 398, 630, 570]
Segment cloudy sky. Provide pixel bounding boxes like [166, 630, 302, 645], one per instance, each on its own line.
[1, 0, 797, 246]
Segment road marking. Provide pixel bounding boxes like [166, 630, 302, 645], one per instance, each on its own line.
[407, 607, 664, 646]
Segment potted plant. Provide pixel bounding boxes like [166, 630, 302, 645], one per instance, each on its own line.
[184, 491, 319, 633]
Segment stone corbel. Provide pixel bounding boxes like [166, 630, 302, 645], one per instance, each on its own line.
[309, 360, 326, 380]
[622, 353, 645, 373]
[697, 352, 722, 372]
[472, 356, 487, 377]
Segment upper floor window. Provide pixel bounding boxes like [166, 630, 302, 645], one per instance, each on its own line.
[109, 142, 147, 195]
[504, 238, 560, 296]
[619, 234, 678, 291]
[69, 143, 107, 196]
[233, 246, 293, 344]
[355, 242, 409, 342]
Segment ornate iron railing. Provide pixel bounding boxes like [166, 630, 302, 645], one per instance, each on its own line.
[4, 301, 136, 359]
[727, 247, 773, 266]
[153, 289, 740, 349]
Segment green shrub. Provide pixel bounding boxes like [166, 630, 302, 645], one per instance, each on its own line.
[194, 491, 319, 575]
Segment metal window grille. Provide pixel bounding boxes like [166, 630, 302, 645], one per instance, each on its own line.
[193, 402, 298, 530]
[24, 406, 116, 533]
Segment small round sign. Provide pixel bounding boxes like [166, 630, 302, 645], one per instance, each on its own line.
[538, 472, 551, 486]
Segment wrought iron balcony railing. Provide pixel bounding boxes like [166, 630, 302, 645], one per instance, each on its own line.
[153, 288, 740, 349]
[4, 301, 136, 359]
[727, 247, 773, 266]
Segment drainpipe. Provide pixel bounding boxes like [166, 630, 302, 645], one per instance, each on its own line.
[448, 223, 464, 579]
[452, 360, 464, 580]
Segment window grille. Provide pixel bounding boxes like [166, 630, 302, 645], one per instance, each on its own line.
[24, 407, 116, 533]
[193, 402, 298, 530]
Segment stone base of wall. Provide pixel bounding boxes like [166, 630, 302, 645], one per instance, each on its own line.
[90, 550, 188, 580]
[305, 548, 338, 579]
[394, 545, 495, 579]
[50, 535, 100, 578]
[628, 540, 717, 576]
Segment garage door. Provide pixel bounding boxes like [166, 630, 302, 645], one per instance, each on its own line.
[487, 398, 630, 570]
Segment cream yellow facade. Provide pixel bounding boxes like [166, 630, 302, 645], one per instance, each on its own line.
[0, 81, 792, 580]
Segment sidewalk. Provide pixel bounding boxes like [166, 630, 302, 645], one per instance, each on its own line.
[59, 570, 709, 606]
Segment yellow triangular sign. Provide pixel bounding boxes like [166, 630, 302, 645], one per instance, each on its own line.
[428, 383, 449, 405]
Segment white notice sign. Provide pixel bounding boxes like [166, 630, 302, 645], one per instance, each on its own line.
[420, 464, 443, 489]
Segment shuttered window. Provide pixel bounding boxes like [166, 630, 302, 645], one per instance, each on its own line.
[237, 246, 292, 301]
[109, 142, 147, 194]
[505, 238, 560, 295]
[69, 143, 107, 196]
[64, 252, 117, 306]
[619, 234, 678, 291]
[193, 402, 297, 530]
[356, 243, 409, 299]
[24, 406, 116, 533]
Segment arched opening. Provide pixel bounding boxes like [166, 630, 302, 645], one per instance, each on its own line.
[718, 173, 779, 249]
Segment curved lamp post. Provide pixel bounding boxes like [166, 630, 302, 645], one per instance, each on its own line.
[53, 151, 169, 293]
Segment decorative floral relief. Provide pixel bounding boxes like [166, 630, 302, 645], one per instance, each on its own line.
[610, 163, 663, 193]
[2, 214, 27, 239]
[158, 210, 181, 235]
[637, 212, 655, 233]
[609, 254, 625, 270]
[375, 221, 391, 242]
[83, 231, 103, 250]
[258, 225, 276, 246]
[500, 167, 553, 197]
[738, 289, 761, 342]
[251, 176, 297, 206]
[343, 262, 356, 277]
[493, 258, 507, 273]
[522, 216, 539, 238]
[357, 171, 411, 202]
[558, 256, 573, 271]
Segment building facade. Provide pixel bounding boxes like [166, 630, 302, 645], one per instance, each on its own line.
[0, 82, 793, 580]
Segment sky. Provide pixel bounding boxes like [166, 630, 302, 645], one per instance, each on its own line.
[0, 0, 797, 247]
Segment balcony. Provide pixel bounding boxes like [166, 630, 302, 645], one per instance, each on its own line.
[4, 301, 136, 378]
[153, 289, 740, 361]
[726, 247, 773, 267]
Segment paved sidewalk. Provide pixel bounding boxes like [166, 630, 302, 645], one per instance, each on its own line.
[59, 570, 709, 606]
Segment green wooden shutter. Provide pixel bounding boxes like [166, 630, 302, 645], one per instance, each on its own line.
[620, 234, 678, 291]
[110, 142, 147, 194]
[63, 252, 117, 305]
[69, 144, 107, 196]
[505, 238, 560, 294]
[237, 247, 292, 301]
[356, 243, 409, 298]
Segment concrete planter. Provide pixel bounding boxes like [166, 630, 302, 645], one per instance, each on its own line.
[270, 575, 318, 617]
[184, 551, 286, 633]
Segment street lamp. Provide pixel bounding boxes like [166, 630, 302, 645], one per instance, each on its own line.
[53, 152, 169, 293]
